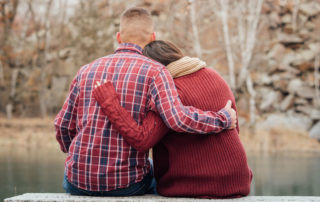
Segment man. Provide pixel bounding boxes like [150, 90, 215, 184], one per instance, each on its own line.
[54, 7, 236, 196]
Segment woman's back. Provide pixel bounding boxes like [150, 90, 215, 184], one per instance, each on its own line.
[153, 68, 252, 198]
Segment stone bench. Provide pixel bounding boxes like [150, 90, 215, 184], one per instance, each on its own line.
[4, 193, 320, 202]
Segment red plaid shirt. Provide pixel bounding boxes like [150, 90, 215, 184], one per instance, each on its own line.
[54, 43, 231, 192]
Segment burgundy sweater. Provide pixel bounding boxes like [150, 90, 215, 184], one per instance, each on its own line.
[93, 68, 252, 198]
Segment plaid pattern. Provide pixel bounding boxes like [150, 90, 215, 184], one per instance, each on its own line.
[54, 43, 231, 192]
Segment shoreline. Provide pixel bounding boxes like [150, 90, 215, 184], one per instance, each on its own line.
[1, 117, 320, 153]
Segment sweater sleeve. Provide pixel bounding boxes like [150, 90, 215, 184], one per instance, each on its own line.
[93, 82, 169, 153]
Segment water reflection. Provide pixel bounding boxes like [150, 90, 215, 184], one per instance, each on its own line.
[0, 146, 65, 200]
[248, 152, 320, 196]
[1, 147, 320, 200]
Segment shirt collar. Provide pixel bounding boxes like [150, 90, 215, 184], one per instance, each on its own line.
[115, 43, 143, 55]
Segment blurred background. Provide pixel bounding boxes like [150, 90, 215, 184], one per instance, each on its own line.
[0, 0, 320, 200]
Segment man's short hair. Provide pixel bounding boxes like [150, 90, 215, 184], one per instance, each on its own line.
[120, 7, 154, 45]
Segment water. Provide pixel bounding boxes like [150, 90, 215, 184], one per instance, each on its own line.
[0, 146, 65, 201]
[1, 147, 320, 201]
[249, 152, 320, 196]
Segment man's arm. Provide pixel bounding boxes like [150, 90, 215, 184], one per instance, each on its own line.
[148, 68, 236, 134]
[54, 75, 79, 153]
[93, 82, 169, 153]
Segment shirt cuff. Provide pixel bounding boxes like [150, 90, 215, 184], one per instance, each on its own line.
[218, 108, 232, 129]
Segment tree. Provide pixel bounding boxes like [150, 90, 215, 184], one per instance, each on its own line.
[215, 0, 264, 124]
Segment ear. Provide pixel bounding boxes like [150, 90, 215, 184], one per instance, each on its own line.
[150, 32, 156, 41]
[116, 32, 122, 44]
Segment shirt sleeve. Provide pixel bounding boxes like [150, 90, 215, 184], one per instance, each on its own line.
[92, 82, 169, 153]
[148, 67, 232, 134]
[54, 75, 79, 153]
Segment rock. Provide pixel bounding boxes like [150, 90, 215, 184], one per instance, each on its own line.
[281, 14, 291, 24]
[311, 109, 320, 120]
[295, 103, 320, 120]
[256, 73, 272, 85]
[237, 96, 249, 113]
[82, 37, 95, 48]
[298, 28, 310, 39]
[278, 33, 303, 44]
[58, 48, 72, 60]
[287, 79, 314, 98]
[296, 105, 315, 116]
[296, 85, 315, 99]
[260, 114, 313, 133]
[292, 49, 315, 66]
[297, 61, 313, 72]
[280, 94, 294, 111]
[268, 11, 281, 28]
[299, 2, 320, 16]
[302, 72, 315, 86]
[288, 79, 303, 94]
[309, 121, 320, 139]
[46, 52, 57, 63]
[277, 64, 300, 74]
[271, 72, 294, 92]
[305, 21, 315, 31]
[295, 98, 308, 105]
[308, 43, 320, 53]
[313, 99, 320, 108]
[298, 13, 308, 25]
[283, 24, 293, 34]
[282, 52, 297, 65]
[259, 90, 282, 111]
[51, 76, 68, 92]
[238, 116, 246, 126]
[267, 43, 286, 61]
[273, 78, 289, 92]
[52, 59, 78, 77]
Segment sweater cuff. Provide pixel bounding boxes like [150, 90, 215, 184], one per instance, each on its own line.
[218, 108, 232, 129]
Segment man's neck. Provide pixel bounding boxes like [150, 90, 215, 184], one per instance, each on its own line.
[121, 41, 146, 49]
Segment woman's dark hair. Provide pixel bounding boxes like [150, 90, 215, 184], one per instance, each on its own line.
[143, 40, 184, 66]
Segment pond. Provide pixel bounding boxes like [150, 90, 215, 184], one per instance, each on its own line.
[1, 146, 320, 201]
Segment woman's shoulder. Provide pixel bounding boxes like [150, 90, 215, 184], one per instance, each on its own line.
[198, 68, 227, 82]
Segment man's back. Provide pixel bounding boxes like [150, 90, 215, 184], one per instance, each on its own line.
[56, 43, 163, 191]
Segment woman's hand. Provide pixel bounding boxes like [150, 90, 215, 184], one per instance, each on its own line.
[94, 79, 107, 89]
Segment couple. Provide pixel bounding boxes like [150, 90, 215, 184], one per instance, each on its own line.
[54, 7, 252, 199]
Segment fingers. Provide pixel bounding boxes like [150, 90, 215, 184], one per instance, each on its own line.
[94, 81, 100, 89]
[94, 80, 106, 89]
[224, 100, 232, 109]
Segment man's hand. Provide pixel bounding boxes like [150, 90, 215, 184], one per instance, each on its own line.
[224, 100, 237, 129]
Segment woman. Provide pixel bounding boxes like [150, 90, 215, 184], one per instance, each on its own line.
[93, 40, 252, 198]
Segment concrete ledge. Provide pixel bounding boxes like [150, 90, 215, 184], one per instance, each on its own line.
[4, 194, 320, 202]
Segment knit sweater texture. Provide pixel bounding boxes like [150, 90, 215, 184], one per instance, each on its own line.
[93, 58, 252, 198]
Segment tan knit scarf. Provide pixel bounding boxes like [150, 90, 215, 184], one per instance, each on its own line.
[166, 56, 206, 78]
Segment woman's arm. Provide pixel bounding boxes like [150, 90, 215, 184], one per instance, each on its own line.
[93, 82, 169, 153]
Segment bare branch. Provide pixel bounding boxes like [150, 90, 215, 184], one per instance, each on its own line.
[292, 0, 300, 31]
[315, 54, 320, 107]
[189, 0, 202, 58]
[217, 0, 236, 90]
[237, 0, 264, 87]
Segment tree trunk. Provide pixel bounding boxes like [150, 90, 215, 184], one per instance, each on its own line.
[218, 0, 236, 90]
[189, 0, 202, 58]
